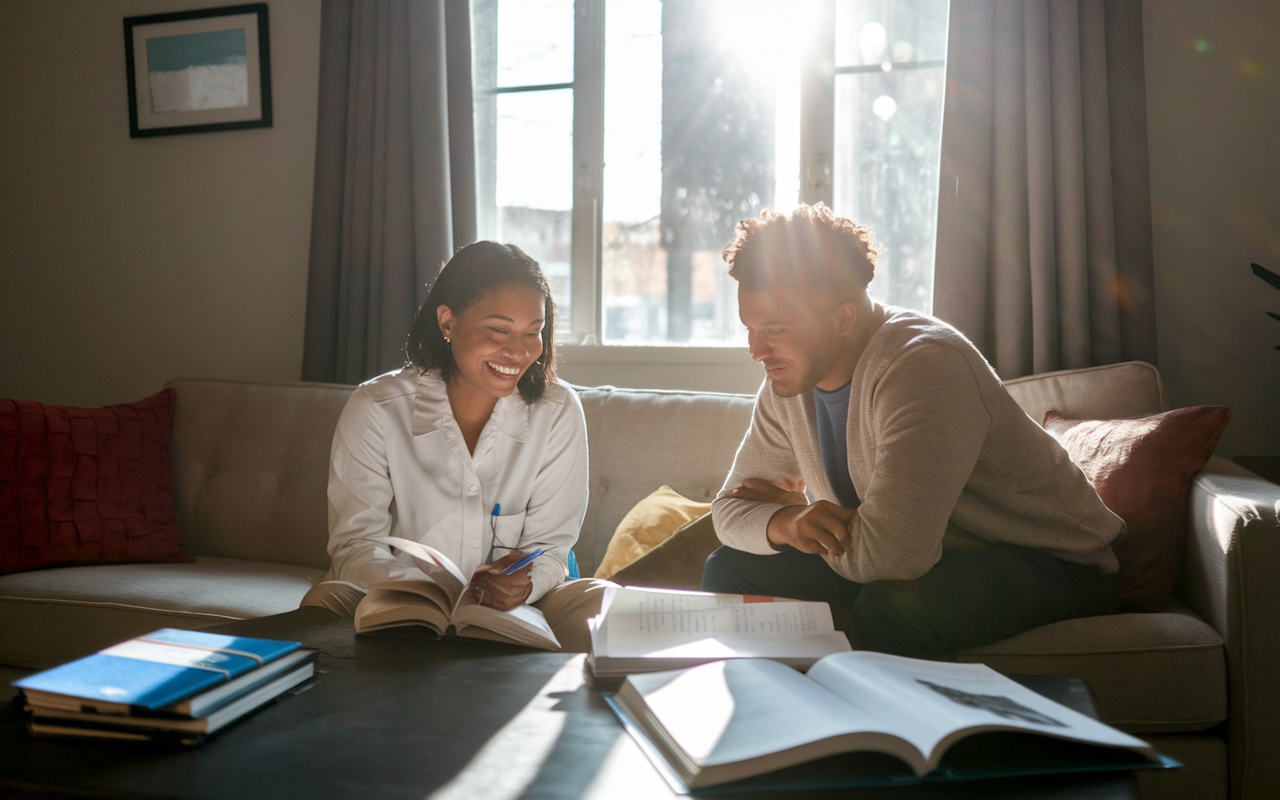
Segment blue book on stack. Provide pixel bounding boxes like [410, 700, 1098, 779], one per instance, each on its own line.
[13, 629, 302, 711]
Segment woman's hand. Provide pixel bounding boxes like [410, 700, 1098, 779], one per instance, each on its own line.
[470, 550, 535, 610]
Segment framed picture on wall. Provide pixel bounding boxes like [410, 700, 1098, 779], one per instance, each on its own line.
[123, 3, 272, 138]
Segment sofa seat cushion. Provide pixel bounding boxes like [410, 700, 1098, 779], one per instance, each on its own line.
[957, 598, 1225, 734]
[0, 557, 324, 668]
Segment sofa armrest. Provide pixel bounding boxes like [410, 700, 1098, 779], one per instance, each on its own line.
[1178, 455, 1280, 799]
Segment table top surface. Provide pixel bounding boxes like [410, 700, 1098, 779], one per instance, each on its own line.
[0, 608, 1138, 800]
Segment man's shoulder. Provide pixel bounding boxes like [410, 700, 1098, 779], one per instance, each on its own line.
[867, 306, 993, 375]
[875, 306, 977, 352]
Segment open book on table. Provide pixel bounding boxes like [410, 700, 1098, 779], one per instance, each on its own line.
[353, 535, 560, 651]
[608, 651, 1175, 792]
[587, 586, 851, 677]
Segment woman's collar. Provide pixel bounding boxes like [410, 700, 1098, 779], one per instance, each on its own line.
[410, 369, 531, 442]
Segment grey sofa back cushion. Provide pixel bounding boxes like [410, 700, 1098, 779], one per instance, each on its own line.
[1003, 361, 1168, 423]
[573, 386, 755, 576]
[166, 378, 354, 569]
[164, 361, 1166, 574]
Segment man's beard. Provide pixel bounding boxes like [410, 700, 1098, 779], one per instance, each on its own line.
[769, 347, 840, 398]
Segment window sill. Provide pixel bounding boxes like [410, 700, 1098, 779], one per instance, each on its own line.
[556, 344, 754, 366]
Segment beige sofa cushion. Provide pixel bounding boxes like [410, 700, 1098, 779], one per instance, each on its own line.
[165, 378, 354, 570]
[0, 557, 324, 668]
[1002, 360, 1168, 422]
[574, 386, 755, 576]
[958, 598, 1226, 733]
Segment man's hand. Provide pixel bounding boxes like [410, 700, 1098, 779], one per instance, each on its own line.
[766, 501, 855, 557]
[725, 477, 808, 506]
[724, 478, 852, 557]
[470, 551, 535, 611]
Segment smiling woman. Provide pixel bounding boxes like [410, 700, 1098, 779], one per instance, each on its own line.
[406, 241, 556, 412]
[301, 241, 610, 652]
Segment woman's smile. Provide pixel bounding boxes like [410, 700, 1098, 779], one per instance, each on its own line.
[486, 361, 522, 377]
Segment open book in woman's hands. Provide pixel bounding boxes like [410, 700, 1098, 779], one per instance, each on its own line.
[352, 536, 560, 651]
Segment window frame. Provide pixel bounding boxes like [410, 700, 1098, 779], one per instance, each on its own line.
[477, 0, 945, 348]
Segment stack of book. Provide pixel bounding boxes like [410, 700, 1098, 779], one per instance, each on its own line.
[11, 628, 318, 746]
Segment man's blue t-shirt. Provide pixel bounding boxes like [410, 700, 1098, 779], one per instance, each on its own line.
[812, 382, 861, 509]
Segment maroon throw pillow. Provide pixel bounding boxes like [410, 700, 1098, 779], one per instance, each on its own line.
[0, 389, 194, 574]
[1043, 406, 1230, 612]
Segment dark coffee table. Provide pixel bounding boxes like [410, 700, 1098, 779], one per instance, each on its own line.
[0, 608, 1139, 799]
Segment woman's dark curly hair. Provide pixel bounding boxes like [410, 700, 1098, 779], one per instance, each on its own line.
[722, 203, 878, 296]
[405, 241, 557, 404]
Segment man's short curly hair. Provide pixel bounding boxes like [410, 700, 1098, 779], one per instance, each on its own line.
[722, 203, 878, 296]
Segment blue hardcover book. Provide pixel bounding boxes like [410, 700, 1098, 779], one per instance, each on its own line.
[13, 629, 301, 711]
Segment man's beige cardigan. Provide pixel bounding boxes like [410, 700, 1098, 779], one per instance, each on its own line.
[711, 304, 1125, 583]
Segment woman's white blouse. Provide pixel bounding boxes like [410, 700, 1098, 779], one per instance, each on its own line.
[324, 367, 589, 604]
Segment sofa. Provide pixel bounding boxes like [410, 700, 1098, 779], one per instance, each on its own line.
[2, 361, 1277, 800]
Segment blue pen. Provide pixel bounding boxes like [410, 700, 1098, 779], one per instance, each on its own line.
[502, 548, 547, 575]
[486, 504, 501, 564]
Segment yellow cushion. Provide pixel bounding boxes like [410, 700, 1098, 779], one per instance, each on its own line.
[609, 513, 720, 591]
[593, 486, 712, 580]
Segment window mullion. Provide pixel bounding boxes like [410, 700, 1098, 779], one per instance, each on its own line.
[472, 0, 498, 245]
[570, 0, 605, 344]
[801, 0, 836, 208]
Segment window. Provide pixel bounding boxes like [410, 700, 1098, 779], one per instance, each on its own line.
[472, 0, 949, 346]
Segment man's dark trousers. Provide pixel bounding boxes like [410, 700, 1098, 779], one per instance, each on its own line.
[700, 544, 1120, 659]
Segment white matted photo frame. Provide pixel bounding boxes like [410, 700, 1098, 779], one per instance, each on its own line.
[124, 3, 272, 138]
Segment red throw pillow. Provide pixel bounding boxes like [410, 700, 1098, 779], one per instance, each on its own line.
[0, 389, 194, 574]
[1043, 406, 1230, 612]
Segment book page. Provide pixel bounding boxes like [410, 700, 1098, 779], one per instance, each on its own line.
[370, 536, 466, 606]
[806, 651, 1155, 769]
[597, 587, 833, 656]
[451, 591, 560, 650]
[603, 631, 852, 661]
[354, 584, 451, 634]
[620, 658, 921, 777]
[599, 586, 802, 619]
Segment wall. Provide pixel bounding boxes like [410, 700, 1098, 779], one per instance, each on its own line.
[1143, 0, 1280, 458]
[0, 0, 321, 408]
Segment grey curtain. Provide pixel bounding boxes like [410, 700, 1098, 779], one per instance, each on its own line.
[933, 0, 1157, 379]
[303, 0, 477, 385]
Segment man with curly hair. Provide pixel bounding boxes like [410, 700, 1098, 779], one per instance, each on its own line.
[703, 204, 1125, 659]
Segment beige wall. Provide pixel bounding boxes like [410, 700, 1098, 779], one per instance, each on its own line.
[1143, 0, 1280, 458]
[0, 0, 321, 408]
